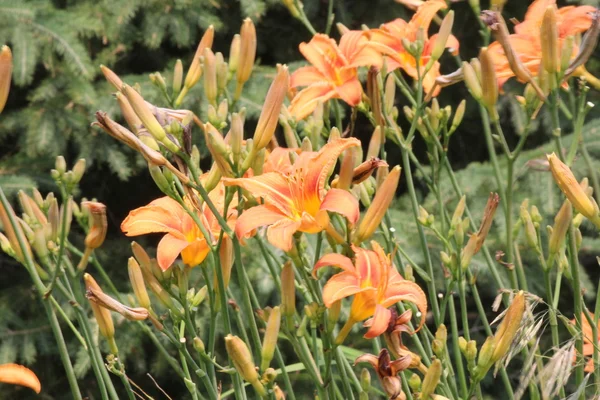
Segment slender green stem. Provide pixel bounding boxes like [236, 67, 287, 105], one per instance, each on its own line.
[568, 224, 585, 398]
[45, 191, 71, 296]
[448, 295, 468, 398]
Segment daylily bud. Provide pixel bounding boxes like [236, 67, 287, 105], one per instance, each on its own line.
[203, 48, 218, 106]
[418, 206, 433, 226]
[479, 47, 498, 120]
[260, 306, 281, 371]
[72, 159, 86, 184]
[84, 273, 115, 342]
[281, 261, 296, 318]
[251, 65, 289, 152]
[432, 324, 447, 359]
[384, 74, 396, 116]
[541, 6, 559, 76]
[100, 65, 123, 91]
[449, 100, 466, 135]
[0, 45, 12, 113]
[48, 199, 59, 242]
[149, 72, 167, 93]
[225, 334, 266, 396]
[376, 165, 389, 189]
[173, 59, 183, 96]
[55, 156, 67, 176]
[235, 18, 257, 98]
[193, 337, 205, 353]
[520, 202, 538, 249]
[451, 195, 467, 230]
[430, 11, 454, 62]
[301, 137, 312, 152]
[131, 241, 152, 272]
[560, 36, 575, 73]
[283, 0, 301, 18]
[115, 93, 143, 136]
[230, 113, 243, 164]
[548, 200, 572, 268]
[547, 153, 600, 227]
[216, 52, 228, 92]
[229, 34, 241, 73]
[128, 257, 151, 309]
[462, 61, 482, 101]
[367, 126, 383, 159]
[408, 373, 421, 392]
[215, 236, 234, 302]
[354, 165, 401, 243]
[360, 368, 371, 392]
[421, 359, 442, 399]
[185, 26, 215, 90]
[148, 164, 173, 195]
[336, 148, 356, 190]
[328, 299, 341, 325]
[367, 67, 383, 127]
[281, 116, 298, 148]
[353, 158, 387, 185]
[205, 123, 233, 176]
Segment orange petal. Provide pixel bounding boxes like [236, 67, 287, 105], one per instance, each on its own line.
[298, 209, 330, 234]
[264, 147, 299, 174]
[354, 353, 379, 368]
[294, 138, 360, 201]
[223, 173, 294, 216]
[121, 197, 185, 238]
[156, 233, 189, 271]
[354, 246, 385, 285]
[0, 363, 41, 393]
[340, 31, 383, 68]
[291, 66, 326, 88]
[288, 83, 335, 120]
[266, 218, 301, 251]
[407, 0, 447, 41]
[313, 253, 357, 277]
[181, 238, 210, 267]
[299, 34, 346, 78]
[558, 5, 595, 38]
[320, 188, 360, 225]
[363, 304, 392, 339]
[334, 77, 363, 107]
[234, 205, 286, 243]
[322, 271, 362, 307]
[383, 279, 428, 331]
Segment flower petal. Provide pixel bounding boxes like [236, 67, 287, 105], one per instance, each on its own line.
[299, 34, 347, 77]
[234, 205, 286, 244]
[322, 271, 362, 307]
[181, 238, 210, 267]
[382, 280, 428, 331]
[313, 253, 357, 277]
[156, 233, 189, 271]
[334, 77, 363, 107]
[320, 188, 360, 225]
[291, 66, 326, 88]
[340, 31, 383, 68]
[223, 173, 294, 216]
[407, 0, 447, 41]
[363, 305, 392, 339]
[121, 197, 185, 237]
[266, 218, 301, 251]
[289, 83, 335, 120]
[558, 5, 595, 37]
[0, 364, 41, 393]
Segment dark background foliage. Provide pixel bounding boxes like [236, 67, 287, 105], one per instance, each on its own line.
[1, 0, 599, 398]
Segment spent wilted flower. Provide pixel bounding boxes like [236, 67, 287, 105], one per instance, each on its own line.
[121, 183, 236, 270]
[314, 242, 427, 343]
[355, 349, 411, 400]
[0, 45, 12, 114]
[84, 274, 115, 342]
[224, 138, 360, 251]
[547, 153, 600, 227]
[77, 202, 107, 271]
[289, 33, 382, 120]
[461, 192, 500, 269]
[366, 0, 459, 97]
[0, 364, 41, 394]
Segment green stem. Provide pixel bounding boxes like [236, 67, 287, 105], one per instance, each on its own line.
[448, 295, 468, 398]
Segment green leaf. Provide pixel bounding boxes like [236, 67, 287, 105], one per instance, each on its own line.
[10, 25, 38, 86]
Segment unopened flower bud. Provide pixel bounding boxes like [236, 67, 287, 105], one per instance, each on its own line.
[128, 257, 151, 309]
[354, 166, 401, 243]
[520, 202, 538, 249]
[462, 61, 482, 101]
[225, 334, 266, 396]
[430, 11, 454, 62]
[229, 34, 241, 73]
[479, 47, 498, 120]
[203, 48, 218, 106]
[193, 337, 205, 353]
[367, 126, 383, 160]
[72, 159, 86, 183]
[548, 200, 572, 267]
[235, 18, 257, 98]
[360, 368, 371, 392]
[336, 148, 356, 190]
[384, 74, 396, 115]
[541, 6, 559, 76]
[547, 153, 600, 227]
[0, 45, 12, 114]
[451, 195, 467, 229]
[421, 359, 442, 399]
[251, 65, 289, 153]
[408, 373, 421, 392]
[216, 52, 228, 92]
[432, 324, 447, 358]
[185, 26, 215, 90]
[205, 123, 233, 176]
[561, 36, 575, 72]
[449, 100, 466, 135]
[100, 65, 123, 91]
[214, 237, 233, 308]
[173, 59, 183, 96]
[281, 261, 296, 317]
[261, 306, 281, 371]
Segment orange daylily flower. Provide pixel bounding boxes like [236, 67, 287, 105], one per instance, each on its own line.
[121, 183, 236, 270]
[223, 138, 360, 251]
[573, 313, 599, 373]
[488, 0, 595, 87]
[366, 0, 459, 96]
[0, 363, 41, 393]
[314, 242, 427, 339]
[289, 33, 383, 120]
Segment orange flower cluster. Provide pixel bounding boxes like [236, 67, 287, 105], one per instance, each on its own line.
[290, 0, 458, 120]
